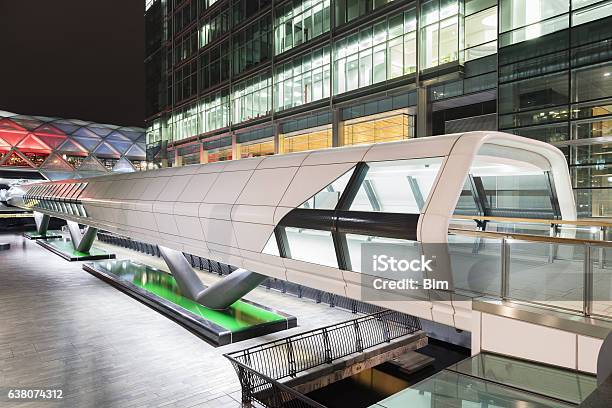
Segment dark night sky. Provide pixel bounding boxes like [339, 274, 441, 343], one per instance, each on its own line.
[0, 1, 145, 127]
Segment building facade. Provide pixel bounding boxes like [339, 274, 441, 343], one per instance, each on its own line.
[144, 0, 612, 217]
[0, 111, 146, 181]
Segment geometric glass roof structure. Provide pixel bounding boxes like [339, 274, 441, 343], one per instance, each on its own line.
[0, 110, 145, 180]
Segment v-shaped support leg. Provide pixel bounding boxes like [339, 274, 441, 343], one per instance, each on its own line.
[34, 212, 50, 236]
[66, 220, 98, 253]
[159, 246, 267, 310]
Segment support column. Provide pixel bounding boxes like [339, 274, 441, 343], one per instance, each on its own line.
[160, 140, 169, 168]
[332, 108, 343, 147]
[174, 149, 183, 167]
[159, 245, 268, 310]
[416, 86, 432, 137]
[66, 220, 98, 253]
[34, 211, 50, 236]
[273, 122, 281, 154]
[159, 245, 206, 300]
[199, 143, 209, 164]
[231, 132, 239, 160]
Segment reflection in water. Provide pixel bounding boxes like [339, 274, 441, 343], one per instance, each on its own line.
[95, 260, 284, 331]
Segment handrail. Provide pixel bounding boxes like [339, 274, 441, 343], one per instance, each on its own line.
[452, 214, 612, 228]
[449, 228, 612, 247]
[225, 310, 420, 381]
[224, 310, 421, 407]
[225, 356, 326, 408]
[449, 227, 604, 317]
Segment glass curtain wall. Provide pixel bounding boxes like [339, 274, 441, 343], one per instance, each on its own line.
[199, 90, 230, 134]
[464, 0, 497, 61]
[499, 0, 570, 47]
[199, 8, 230, 49]
[419, 0, 463, 69]
[333, 9, 417, 95]
[169, 102, 200, 142]
[231, 73, 272, 124]
[232, 15, 272, 76]
[275, 46, 331, 111]
[498, 0, 612, 216]
[274, 0, 331, 55]
[334, 0, 397, 26]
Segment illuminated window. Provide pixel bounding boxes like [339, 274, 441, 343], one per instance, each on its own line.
[231, 74, 272, 124]
[275, 0, 331, 55]
[333, 10, 417, 95]
[343, 111, 413, 146]
[499, 0, 569, 46]
[573, 1, 612, 26]
[280, 127, 332, 153]
[199, 9, 229, 49]
[335, 0, 397, 26]
[240, 140, 274, 158]
[146, 119, 164, 145]
[207, 148, 232, 162]
[419, 0, 462, 69]
[275, 46, 331, 111]
[464, 4, 497, 61]
[169, 102, 200, 142]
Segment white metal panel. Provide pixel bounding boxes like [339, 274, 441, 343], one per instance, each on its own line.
[236, 167, 299, 206]
[364, 135, 459, 162]
[285, 269, 347, 296]
[198, 203, 233, 220]
[154, 212, 179, 236]
[232, 222, 275, 252]
[203, 170, 253, 204]
[126, 178, 150, 200]
[231, 205, 276, 225]
[141, 177, 171, 200]
[481, 313, 577, 369]
[158, 175, 193, 201]
[258, 151, 310, 169]
[195, 160, 228, 174]
[177, 172, 219, 203]
[578, 335, 602, 374]
[302, 143, 370, 166]
[173, 202, 199, 217]
[273, 206, 293, 224]
[152, 201, 174, 215]
[278, 162, 355, 208]
[222, 156, 265, 171]
[200, 218, 238, 247]
[174, 215, 205, 240]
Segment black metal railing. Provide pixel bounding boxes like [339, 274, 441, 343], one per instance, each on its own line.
[225, 310, 421, 407]
[229, 362, 327, 408]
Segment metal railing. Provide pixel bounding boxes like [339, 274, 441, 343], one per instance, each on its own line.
[225, 310, 421, 407]
[226, 363, 326, 408]
[449, 227, 612, 317]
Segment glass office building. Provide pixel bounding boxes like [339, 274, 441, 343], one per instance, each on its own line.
[145, 0, 612, 217]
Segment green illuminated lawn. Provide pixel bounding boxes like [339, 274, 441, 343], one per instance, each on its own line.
[45, 238, 111, 258]
[92, 260, 285, 332]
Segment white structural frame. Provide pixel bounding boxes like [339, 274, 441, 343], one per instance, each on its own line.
[10, 131, 576, 331]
